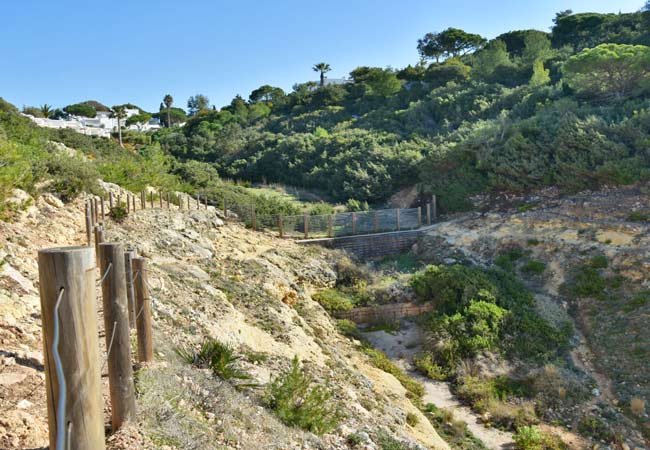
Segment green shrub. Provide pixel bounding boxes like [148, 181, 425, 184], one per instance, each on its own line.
[263, 356, 341, 434]
[336, 319, 361, 339]
[526, 238, 541, 246]
[176, 339, 252, 384]
[521, 260, 546, 275]
[313, 289, 355, 313]
[108, 205, 128, 223]
[624, 290, 650, 312]
[414, 353, 449, 381]
[374, 430, 410, 450]
[627, 211, 649, 222]
[405, 412, 418, 427]
[513, 426, 567, 450]
[335, 258, 372, 287]
[589, 255, 608, 269]
[577, 415, 617, 442]
[44, 155, 101, 201]
[362, 345, 424, 399]
[567, 265, 606, 300]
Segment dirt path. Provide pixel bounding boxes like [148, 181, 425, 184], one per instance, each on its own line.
[363, 324, 515, 450]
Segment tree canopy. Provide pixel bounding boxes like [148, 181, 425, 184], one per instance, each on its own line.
[418, 28, 486, 62]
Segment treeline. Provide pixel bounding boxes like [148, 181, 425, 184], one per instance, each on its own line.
[155, 8, 650, 211]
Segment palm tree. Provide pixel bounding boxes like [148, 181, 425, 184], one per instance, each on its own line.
[39, 104, 53, 119]
[163, 94, 174, 128]
[111, 105, 127, 147]
[312, 63, 331, 87]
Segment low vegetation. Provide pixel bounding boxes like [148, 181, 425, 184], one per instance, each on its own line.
[513, 426, 567, 450]
[263, 356, 342, 435]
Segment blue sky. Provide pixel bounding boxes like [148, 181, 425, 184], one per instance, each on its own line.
[1, 0, 642, 112]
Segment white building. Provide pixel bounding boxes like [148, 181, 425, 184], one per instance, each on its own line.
[23, 107, 161, 137]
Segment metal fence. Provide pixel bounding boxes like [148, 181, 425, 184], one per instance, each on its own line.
[251, 206, 432, 239]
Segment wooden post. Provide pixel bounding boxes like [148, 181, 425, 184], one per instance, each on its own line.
[432, 195, 437, 220]
[132, 257, 153, 363]
[93, 197, 99, 224]
[141, 191, 145, 209]
[166, 193, 170, 209]
[132, 194, 136, 212]
[303, 212, 309, 239]
[100, 197, 105, 221]
[159, 191, 163, 209]
[203, 195, 208, 209]
[196, 195, 200, 210]
[328, 215, 333, 238]
[94, 225, 104, 264]
[85, 201, 93, 246]
[374, 210, 379, 233]
[124, 251, 136, 329]
[126, 195, 130, 213]
[178, 193, 183, 210]
[37, 246, 105, 450]
[98, 243, 136, 430]
[88, 198, 95, 228]
[109, 191, 114, 209]
[351, 213, 357, 235]
[417, 207, 422, 228]
[278, 215, 283, 238]
[396, 209, 401, 231]
[186, 195, 190, 210]
[251, 205, 257, 231]
[426, 203, 431, 226]
[149, 191, 154, 209]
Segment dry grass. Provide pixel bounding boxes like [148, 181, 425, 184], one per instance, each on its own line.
[630, 397, 646, 416]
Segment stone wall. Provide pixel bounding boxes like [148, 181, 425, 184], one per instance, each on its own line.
[335, 302, 434, 324]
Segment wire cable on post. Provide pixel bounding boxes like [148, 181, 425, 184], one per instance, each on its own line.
[53, 287, 67, 450]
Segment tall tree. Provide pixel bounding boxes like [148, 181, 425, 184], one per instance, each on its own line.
[39, 104, 53, 119]
[111, 105, 127, 147]
[418, 28, 486, 62]
[163, 94, 174, 128]
[564, 44, 650, 100]
[249, 85, 285, 103]
[313, 63, 331, 86]
[187, 94, 210, 116]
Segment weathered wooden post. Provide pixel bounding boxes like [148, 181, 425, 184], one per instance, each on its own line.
[178, 193, 183, 210]
[100, 197, 105, 221]
[351, 213, 357, 235]
[93, 197, 99, 223]
[196, 194, 200, 210]
[426, 203, 431, 226]
[98, 243, 137, 430]
[374, 210, 379, 233]
[149, 191, 154, 209]
[432, 195, 437, 221]
[141, 191, 145, 209]
[109, 191, 114, 209]
[117, 194, 122, 210]
[132, 257, 153, 363]
[251, 205, 257, 231]
[328, 214, 334, 238]
[124, 251, 137, 328]
[159, 191, 163, 209]
[94, 225, 104, 264]
[38, 246, 105, 450]
[203, 195, 208, 209]
[396, 209, 401, 231]
[126, 195, 130, 213]
[278, 215, 283, 238]
[85, 201, 93, 246]
[131, 194, 136, 212]
[186, 195, 190, 210]
[166, 192, 170, 209]
[88, 198, 95, 228]
[304, 212, 309, 239]
[417, 207, 422, 228]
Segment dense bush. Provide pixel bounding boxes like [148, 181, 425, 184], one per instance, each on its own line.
[44, 155, 101, 201]
[263, 356, 341, 434]
[513, 426, 567, 450]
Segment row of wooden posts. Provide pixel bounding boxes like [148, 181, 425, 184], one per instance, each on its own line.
[37, 197, 157, 449]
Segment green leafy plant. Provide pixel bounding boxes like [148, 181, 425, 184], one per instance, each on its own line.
[263, 356, 342, 434]
[313, 289, 355, 313]
[522, 260, 546, 275]
[176, 339, 253, 385]
[513, 426, 567, 450]
[108, 205, 128, 223]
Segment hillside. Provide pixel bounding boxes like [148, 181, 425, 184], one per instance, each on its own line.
[0, 187, 448, 449]
[154, 9, 650, 212]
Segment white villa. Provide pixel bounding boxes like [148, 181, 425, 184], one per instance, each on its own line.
[24, 107, 161, 138]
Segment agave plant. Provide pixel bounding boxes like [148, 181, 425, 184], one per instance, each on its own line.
[177, 339, 255, 387]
